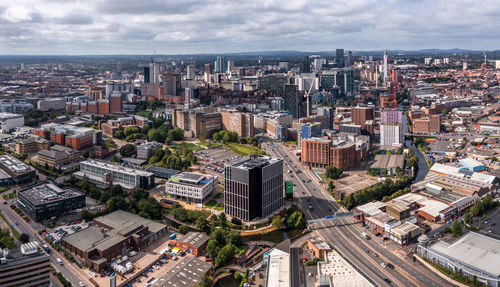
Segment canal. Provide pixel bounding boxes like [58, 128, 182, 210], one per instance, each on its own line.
[403, 109, 428, 182]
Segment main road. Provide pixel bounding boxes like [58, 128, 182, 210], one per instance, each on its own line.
[263, 140, 454, 287]
[0, 197, 89, 287]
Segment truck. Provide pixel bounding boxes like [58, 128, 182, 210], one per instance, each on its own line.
[169, 232, 176, 240]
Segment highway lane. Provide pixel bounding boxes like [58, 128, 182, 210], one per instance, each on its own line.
[265, 141, 453, 287]
[274, 143, 451, 287]
[0, 199, 89, 287]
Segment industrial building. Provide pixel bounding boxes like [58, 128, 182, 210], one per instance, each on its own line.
[74, 159, 154, 190]
[370, 154, 405, 175]
[224, 155, 283, 221]
[265, 240, 291, 287]
[459, 158, 486, 172]
[151, 256, 212, 287]
[165, 172, 218, 203]
[17, 183, 85, 221]
[0, 242, 50, 287]
[0, 155, 36, 186]
[417, 232, 500, 287]
[61, 210, 167, 272]
[0, 112, 24, 133]
[175, 232, 209, 256]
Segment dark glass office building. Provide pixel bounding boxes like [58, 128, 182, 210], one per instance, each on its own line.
[17, 183, 85, 222]
[224, 155, 283, 221]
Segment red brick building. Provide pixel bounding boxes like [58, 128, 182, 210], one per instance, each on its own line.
[301, 136, 368, 169]
[176, 232, 209, 256]
[351, 106, 374, 125]
[413, 114, 441, 133]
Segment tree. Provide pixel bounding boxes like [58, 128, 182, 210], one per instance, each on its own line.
[148, 129, 165, 143]
[120, 144, 137, 157]
[328, 181, 335, 192]
[222, 133, 231, 143]
[0, 228, 16, 249]
[196, 217, 210, 234]
[179, 225, 189, 234]
[194, 275, 213, 287]
[218, 213, 227, 229]
[215, 244, 237, 268]
[442, 108, 449, 115]
[19, 233, 30, 243]
[271, 215, 282, 228]
[123, 126, 140, 136]
[107, 196, 128, 211]
[206, 239, 219, 259]
[451, 220, 462, 237]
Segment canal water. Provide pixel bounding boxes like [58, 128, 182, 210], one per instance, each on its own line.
[402, 108, 428, 182]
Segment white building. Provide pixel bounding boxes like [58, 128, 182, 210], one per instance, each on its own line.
[380, 124, 404, 147]
[37, 98, 66, 111]
[424, 58, 432, 65]
[265, 247, 290, 287]
[165, 172, 218, 204]
[74, 160, 154, 190]
[0, 113, 24, 133]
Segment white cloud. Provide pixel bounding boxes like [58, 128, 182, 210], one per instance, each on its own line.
[0, 0, 498, 54]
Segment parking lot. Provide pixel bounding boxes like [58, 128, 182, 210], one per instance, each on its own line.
[44, 222, 90, 244]
[195, 147, 241, 175]
[476, 206, 500, 240]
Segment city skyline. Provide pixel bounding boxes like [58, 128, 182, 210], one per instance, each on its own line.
[1, 0, 499, 55]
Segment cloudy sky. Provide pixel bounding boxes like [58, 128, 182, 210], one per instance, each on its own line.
[0, 0, 498, 55]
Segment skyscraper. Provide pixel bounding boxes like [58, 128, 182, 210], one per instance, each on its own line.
[215, 56, 224, 73]
[283, 84, 300, 119]
[227, 60, 234, 73]
[224, 155, 283, 221]
[149, 62, 159, 83]
[143, 67, 150, 83]
[347, 51, 353, 66]
[186, 64, 195, 80]
[161, 72, 181, 96]
[302, 56, 311, 73]
[383, 50, 389, 85]
[336, 49, 345, 68]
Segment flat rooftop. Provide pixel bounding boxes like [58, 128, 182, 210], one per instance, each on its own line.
[0, 154, 35, 175]
[81, 159, 154, 177]
[308, 237, 331, 251]
[19, 183, 84, 206]
[94, 210, 166, 234]
[228, 155, 281, 170]
[0, 112, 23, 119]
[318, 251, 373, 287]
[266, 248, 290, 287]
[151, 256, 212, 287]
[429, 232, 500, 277]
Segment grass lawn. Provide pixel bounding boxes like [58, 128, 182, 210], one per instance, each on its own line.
[225, 143, 267, 156]
[214, 203, 224, 211]
[205, 200, 217, 208]
[0, 186, 10, 193]
[198, 142, 222, 148]
[169, 142, 204, 151]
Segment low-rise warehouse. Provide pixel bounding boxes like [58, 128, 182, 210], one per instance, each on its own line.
[151, 256, 212, 287]
[418, 232, 500, 287]
[61, 210, 167, 272]
[176, 232, 209, 256]
[370, 154, 405, 175]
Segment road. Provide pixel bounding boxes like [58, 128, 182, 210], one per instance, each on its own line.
[0, 198, 89, 287]
[263, 140, 454, 287]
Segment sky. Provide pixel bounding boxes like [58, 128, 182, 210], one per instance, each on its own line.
[0, 0, 499, 55]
